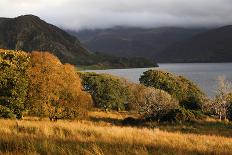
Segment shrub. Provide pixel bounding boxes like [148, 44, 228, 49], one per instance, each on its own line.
[228, 105, 232, 121]
[191, 110, 206, 120]
[0, 49, 30, 119]
[122, 117, 141, 126]
[80, 72, 130, 111]
[227, 93, 232, 121]
[161, 108, 196, 122]
[0, 105, 15, 119]
[130, 85, 179, 120]
[139, 70, 207, 110]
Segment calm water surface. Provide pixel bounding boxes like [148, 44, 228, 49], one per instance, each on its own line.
[86, 63, 232, 97]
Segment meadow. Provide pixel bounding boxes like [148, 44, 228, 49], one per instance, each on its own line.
[1, 111, 232, 155]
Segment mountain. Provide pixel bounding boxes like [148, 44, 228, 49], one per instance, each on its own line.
[157, 26, 232, 62]
[0, 15, 157, 68]
[73, 27, 207, 61]
[0, 15, 90, 65]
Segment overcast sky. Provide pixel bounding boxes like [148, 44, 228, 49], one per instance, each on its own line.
[0, 0, 232, 31]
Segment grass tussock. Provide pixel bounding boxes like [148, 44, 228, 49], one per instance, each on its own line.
[0, 115, 232, 155]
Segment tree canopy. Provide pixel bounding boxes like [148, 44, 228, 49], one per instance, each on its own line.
[139, 70, 207, 110]
[80, 72, 131, 111]
[27, 52, 92, 120]
[0, 49, 30, 119]
[0, 49, 92, 120]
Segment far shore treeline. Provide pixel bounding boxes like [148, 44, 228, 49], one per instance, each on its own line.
[0, 49, 232, 122]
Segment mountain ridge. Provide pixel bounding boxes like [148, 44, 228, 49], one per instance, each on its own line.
[0, 15, 157, 68]
[74, 26, 232, 62]
[158, 25, 232, 62]
[73, 27, 208, 61]
[0, 15, 91, 65]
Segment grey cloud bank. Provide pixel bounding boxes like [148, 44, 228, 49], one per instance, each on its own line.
[0, 0, 232, 30]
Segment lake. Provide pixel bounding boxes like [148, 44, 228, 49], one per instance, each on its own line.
[85, 63, 232, 98]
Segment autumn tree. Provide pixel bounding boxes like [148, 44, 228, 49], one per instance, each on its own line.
[0, 49, 30, 119]
[27, 52, 92, 120]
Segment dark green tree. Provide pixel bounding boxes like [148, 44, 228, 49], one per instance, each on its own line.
[139, 70, 207, 110]
[80, 72, 130, 111]
[0, 49, 30, 119]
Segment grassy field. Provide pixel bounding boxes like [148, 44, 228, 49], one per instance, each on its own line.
[0, 111, 232, 155]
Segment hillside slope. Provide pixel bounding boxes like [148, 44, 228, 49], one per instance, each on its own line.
[74, 27, 207, 61]
[0, 15, 157, 68]
[157, 26, 232, 62]
[0, 15, 91, 65]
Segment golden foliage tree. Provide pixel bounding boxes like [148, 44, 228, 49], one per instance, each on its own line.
[27, 52, 92, 120]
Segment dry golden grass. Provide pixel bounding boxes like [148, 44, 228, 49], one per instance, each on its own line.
[1, 113, 232, 155]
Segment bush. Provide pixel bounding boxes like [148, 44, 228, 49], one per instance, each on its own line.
[139, 70, 207, 110]
[191, 110, 206, 120]
[0, 105, 15, 119]
[80, 72, 130, 111]
[0, 49, 30, 119]
[122, 117, 142, 126]
[161, 108, 196, 122]
[227, 93, 232, 121]
[228, 105, 232, 121]
[130, 85, 179, 120]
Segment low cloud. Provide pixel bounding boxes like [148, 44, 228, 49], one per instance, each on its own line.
[0, 0, 232, 30]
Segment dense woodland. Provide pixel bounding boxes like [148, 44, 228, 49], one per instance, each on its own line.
[1, 49, 232, 122]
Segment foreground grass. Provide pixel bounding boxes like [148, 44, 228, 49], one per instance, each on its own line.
[1, 113, 232, 155]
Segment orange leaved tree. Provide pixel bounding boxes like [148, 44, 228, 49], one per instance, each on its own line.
[27, 51, 92, 120]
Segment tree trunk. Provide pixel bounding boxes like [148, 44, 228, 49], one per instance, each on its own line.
[219, 112, 222, 121]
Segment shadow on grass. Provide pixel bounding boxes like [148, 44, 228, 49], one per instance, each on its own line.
[90, 115, 232, 138]
[145, 120, 232, 138]
[88, 116, 123, 125]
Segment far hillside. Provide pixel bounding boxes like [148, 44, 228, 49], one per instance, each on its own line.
[72, 27, 207, 62]
[74, 26, 232, 63]
[158, 25, 232, 62]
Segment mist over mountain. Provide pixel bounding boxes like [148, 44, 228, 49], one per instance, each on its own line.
[2, 0, 232, 30]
